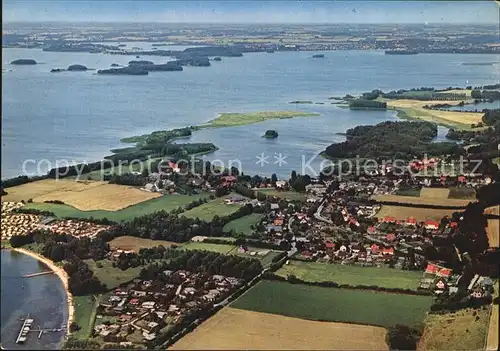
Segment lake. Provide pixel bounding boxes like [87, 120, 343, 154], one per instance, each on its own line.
[2, 46, 498, 178]
[0, 250, 68, 350]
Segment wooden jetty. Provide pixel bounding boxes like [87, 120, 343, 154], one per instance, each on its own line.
[23, 271, 54, 278]
[15, 315, 33, 344]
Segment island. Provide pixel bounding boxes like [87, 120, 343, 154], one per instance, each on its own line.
[349, 99, 387, 110]
[110, 63, 120, 67]
[51, 65, 92, 73]
[262, 130, 279, 139]
[97, 67, 149, 75]
[213, 57, 222, 61]
[132, 61, 183, 71]
[67, 64, 88, 71]
[289, 100, 313, 104]
[11, 59, 37, 65]
[312, 54, 325, 58]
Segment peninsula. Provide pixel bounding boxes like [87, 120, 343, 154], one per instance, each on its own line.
[199, 111, 320, 128]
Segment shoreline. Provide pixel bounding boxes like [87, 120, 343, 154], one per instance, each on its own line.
[11, 248, 75, 339]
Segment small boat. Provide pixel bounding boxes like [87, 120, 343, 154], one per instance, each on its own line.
[312, 54, 325, 58]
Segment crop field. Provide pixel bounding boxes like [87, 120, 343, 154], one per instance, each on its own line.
[223, 213, 263, 236]
[376, 205, 458, 221]
[231, 280, 432, 329]
[84, 259, 143, 289]
[33, 183, 161, 211]
[2, 179, 105, 202]
[256, 188, 307, 201]
[171, 307, 389, 350]
[202, 111, 320, 128]
[23, 192, 210, 221]
[109, 236, 177, 252]
[487, 305, 499, 351]
[419, 188, 450, 199]
[228, 247, 282, 267]
[180, 242, 237, 254]
[386, 99, 482, 129]
[371, 194, 471, 207]
[182, 197, 242, 221]
[485, 206, 499, 248]
[418, 307, 491, 351]
[276, 261, 422, 290]
[448, 187, 477, 200]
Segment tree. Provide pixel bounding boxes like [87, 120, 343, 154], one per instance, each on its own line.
[271, 173, 278, 184]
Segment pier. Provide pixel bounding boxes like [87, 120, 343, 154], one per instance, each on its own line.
[23, 271, 54, 278]
[15, 315, 66, 345]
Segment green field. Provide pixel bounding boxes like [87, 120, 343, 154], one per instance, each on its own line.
[84, 259, 142, 289]
[200, 111, 320, 128]
[182, 196, 242, 221]
[23, 192, 210, 221]
[228, 247, 282, 267]
[231, 280, 432, 329]
[276, 261, 423, 290]
[180, 242, 237, 254]
[256, 189, 306, 201]
[72, 295, 100, 339]
[223, 213, 264, 236]
[448, 187, 477, 200]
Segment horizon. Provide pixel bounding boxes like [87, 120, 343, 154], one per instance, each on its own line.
[3, 0, 500, 24]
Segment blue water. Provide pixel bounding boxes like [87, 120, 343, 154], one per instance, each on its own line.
[445, 100, 500, 112]
[2, 47, 499, 178]
[0, 250, 68, 350]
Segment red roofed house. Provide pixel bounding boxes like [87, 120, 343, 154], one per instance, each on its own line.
[324, 241, 336, 254]
[221, 175, 237, 187]
[367, 226, 376, 234]
[406, 217, 417, 226]
[380, 216, 396, 223]
[449, 222, 458, 229]
[425, 220, 440, 231]
[386, 233, 396, 242]
[437, 267, 452, 278]
[458, 175, 466, 184]
[425, 262, 439, 274]
[435, 279, 446, 290]
[370, 244, 380, 254]
[382, 247, 395, 256]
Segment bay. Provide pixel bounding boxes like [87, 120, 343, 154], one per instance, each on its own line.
[0, 250, 68, 350]
[2, 46, 498, 178]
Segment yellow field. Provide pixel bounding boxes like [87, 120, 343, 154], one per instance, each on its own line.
[418, 307, 491, 351]
[420, 188, 450, 199]
[371, 194, 471, 207]
[109, 236, 177, 252]
[485, 206, 499, 248]
[386, 99, 483, 127]
[2, 179, 160, 211]
[487, 305, 499, 351]
[436, 89, 472, 97]
[376, 205, 459, 221]
[172, 307, 388, 350]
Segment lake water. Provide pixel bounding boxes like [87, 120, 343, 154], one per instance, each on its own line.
[0, 250, 68, 350]
[2, 47, 499, 178]
[445, 100, 500, 112]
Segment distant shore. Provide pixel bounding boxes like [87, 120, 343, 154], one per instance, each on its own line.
[11, 248, 74, 337]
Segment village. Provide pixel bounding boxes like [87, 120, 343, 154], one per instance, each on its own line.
[1, 154, 498, 350]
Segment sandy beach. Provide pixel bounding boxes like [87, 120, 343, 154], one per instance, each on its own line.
[13, 248, 75, 335]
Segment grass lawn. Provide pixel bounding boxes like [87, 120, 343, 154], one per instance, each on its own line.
[418, 307, 491, 351]
[231, 280, 433, 329]
[228, 246, 282, 268]
[182, 196, 242, 221]
[72, 295, 100, 339]
[23, 192, 210, 221]
[200, 111, 320, 128]
[223, 213, 264, 236]
[256, 189, 306, 201]
[109, 236, 178, 252]
[276, 261, 423, 290]
[180, 242, 237, 254]
[395, 187, 421, 197]
[84, 259, 142, 290]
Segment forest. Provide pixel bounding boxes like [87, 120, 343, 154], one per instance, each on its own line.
[323, 121, 462, 159]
